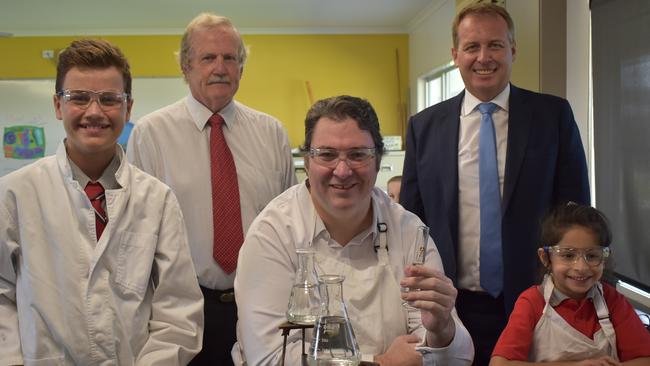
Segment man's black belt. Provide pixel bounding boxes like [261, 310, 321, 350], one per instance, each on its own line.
[200, 286, 235, 303]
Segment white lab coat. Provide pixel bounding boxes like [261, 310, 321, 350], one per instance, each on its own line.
[0, 143, 204, 365]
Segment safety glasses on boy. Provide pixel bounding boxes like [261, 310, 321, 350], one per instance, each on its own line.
[57, 89, 130, 110]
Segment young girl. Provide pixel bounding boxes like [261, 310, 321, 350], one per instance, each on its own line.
[490, 203, 650, 365]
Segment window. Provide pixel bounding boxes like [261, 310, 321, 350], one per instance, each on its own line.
[417, 62, 465, 112]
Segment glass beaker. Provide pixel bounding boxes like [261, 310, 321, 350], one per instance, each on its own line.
[308, 274, 360, 366]
[287, 248, 320, 325]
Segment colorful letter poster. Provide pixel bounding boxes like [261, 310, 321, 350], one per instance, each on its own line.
[3, 125, 46, 159]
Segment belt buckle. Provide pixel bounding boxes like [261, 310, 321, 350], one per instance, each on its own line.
[219, 291, 235, 303]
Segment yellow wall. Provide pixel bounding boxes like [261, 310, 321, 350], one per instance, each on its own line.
[0, 34, 409, 148]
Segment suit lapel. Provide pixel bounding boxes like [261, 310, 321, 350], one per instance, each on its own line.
[431, 92, 463, 256]
[503, 85, 532, 212]
[446, 92, 463, 186]
[432, 92, 462, 209]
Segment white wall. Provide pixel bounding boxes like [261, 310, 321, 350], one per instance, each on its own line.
[565, 0, 592, 177]
[408, 0, 455, 115]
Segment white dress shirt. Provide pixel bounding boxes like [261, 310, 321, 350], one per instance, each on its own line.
[457, 85, 510, 291]
[0, 142, 204, 365]
[127, 95, 297, 289]
[234, 183, 474, 365]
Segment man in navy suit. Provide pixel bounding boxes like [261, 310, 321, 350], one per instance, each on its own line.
[400, 3, 589, 365]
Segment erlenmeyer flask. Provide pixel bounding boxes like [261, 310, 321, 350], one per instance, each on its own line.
[287, 248, 320, 325]
[308, 274, 360, 366]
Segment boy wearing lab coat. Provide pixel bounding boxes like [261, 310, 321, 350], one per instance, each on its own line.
[0, 39, 204, 365]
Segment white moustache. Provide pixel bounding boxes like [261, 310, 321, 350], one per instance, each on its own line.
[208, 77, 230, 84]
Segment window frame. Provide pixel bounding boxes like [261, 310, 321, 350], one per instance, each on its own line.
[416, 61, 464, 112]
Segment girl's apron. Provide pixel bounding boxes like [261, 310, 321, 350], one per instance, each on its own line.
[529, 276, 618, 362]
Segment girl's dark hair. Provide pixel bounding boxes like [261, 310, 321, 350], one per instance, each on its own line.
[539, 202, 612, 248]
[537, 202, 614, 281]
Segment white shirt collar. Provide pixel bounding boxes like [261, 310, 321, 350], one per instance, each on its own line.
[303, 182, 379, 248]
[186, 94, 237, 131]
[547, 277, 599, 306]
[461, 84, 511, 116]
[60, 141, 123, 190]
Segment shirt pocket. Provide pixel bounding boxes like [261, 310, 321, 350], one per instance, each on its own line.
[115, 231, 157, 295]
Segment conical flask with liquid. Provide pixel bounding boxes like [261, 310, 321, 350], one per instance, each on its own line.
[286, 248, 320, 325]
[308, 274, 360, 366]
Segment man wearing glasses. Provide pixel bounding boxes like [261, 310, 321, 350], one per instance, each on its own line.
[127, 13, 296, 365]
[0, 39, 203, 365]
[233, 95, 474, 365]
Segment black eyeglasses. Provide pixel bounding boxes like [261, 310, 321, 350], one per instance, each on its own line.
[543, 245, 610, 266]
[57, 89, 129, 110]
[308, 147, 376, 168]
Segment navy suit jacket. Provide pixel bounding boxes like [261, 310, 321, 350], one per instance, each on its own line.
[400, 84, 590, 313]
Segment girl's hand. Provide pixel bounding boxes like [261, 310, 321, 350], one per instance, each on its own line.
[575, 356, 621, 366]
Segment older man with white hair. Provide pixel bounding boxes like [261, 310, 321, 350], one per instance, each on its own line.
[127, 13, 296, 365]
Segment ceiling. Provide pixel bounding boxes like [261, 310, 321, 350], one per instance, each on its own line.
[1, 0, 440, 36]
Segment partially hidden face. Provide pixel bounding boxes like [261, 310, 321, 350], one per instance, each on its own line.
[387, 180, 401, 203]
[452, 13, 516, 102]
[306, 117, 378, 222]
[538, 225, 606, 300]
[54, 66, 132, 164]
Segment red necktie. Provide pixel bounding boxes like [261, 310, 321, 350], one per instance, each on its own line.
[209, 114, 244, 274]
[85, 182, 107, 240]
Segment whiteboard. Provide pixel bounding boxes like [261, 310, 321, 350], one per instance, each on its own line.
[0, 77, 188, 176]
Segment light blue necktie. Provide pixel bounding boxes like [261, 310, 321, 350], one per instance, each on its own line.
[478, 102, 503, 298]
